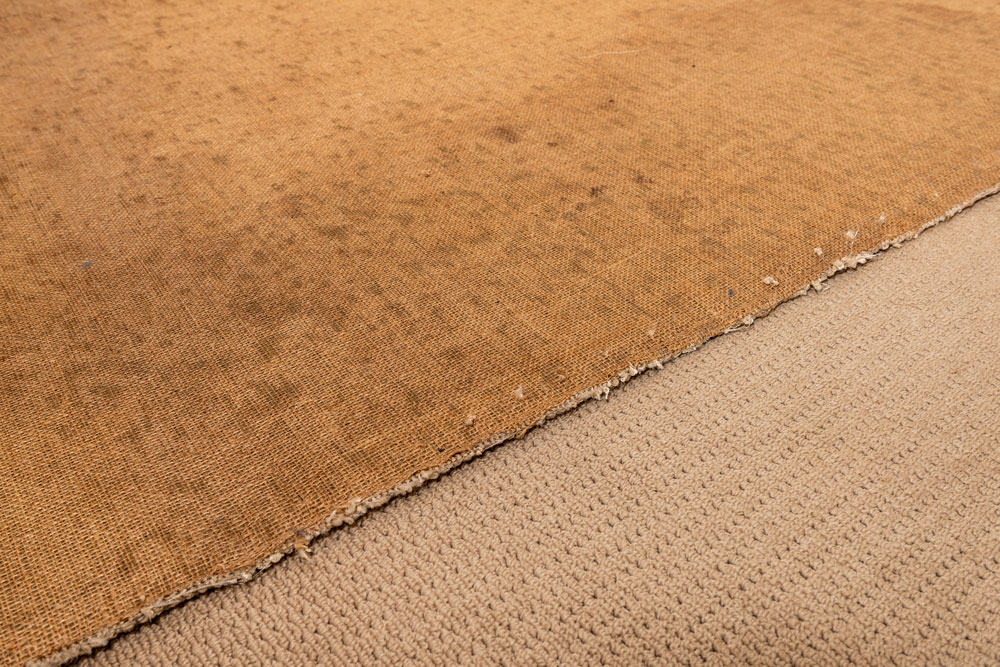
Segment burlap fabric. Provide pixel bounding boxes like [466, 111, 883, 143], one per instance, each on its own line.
[2, 0, 999, 664]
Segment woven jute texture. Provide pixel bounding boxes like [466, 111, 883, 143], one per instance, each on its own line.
[83, 194, 1000, 666]
[2, 0, 1000, 664]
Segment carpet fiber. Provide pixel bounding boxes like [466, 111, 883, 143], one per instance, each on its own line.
[2, 0, 1000, 664]
[84, 194, 1000, 666]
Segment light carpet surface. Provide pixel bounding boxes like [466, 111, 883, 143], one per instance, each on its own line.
[4, 0, 1000, 664]
[83, 196, 1000, 665]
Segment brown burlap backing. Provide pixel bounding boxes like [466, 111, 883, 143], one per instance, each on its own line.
[2, 0, 999, 664]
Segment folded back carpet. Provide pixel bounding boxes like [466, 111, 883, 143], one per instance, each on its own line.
[1, 0, 999, 664]
[83, 193, 1000, 667]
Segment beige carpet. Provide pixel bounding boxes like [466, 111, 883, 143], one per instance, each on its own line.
[79, 195, 1000, 665]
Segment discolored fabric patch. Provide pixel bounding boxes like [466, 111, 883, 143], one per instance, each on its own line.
[1, 0, 1000, 664]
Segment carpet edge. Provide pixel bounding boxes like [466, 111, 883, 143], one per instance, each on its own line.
[32, 182, 1000, 667]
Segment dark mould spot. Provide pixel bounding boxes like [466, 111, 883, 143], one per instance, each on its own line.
[276, 194, 313, 219]
[491, 126, 519, 144]
[319, 224, 349, 241]
[255, 336, 279, 361]
[91, 384, 122, 400]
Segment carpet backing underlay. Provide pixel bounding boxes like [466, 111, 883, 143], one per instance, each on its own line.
[2, 0, 1000, 664]
[87, 194, 1000, 665]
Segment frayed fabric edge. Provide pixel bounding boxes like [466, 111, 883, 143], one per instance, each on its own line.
[32, 183, 1000, 667]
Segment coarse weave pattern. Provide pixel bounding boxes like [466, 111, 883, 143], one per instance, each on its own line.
[83, 195, 1000, 666]
[2, 0, 1000, 664]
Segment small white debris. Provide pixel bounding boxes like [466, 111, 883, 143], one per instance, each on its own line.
[555, 373, 566, 381]
[513, 386, 525, 400]
[813, 247, 823, 257]
[878, 212, 886, 224]
[647, 328, 656, 338]
[293, 534, 312, 557]
[341, 497, 363, 517]
[464, 414, 476, 426]
[603, 350, 610, 359]
[763, 275, 779, 286]
[845, 230, 858, 240]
